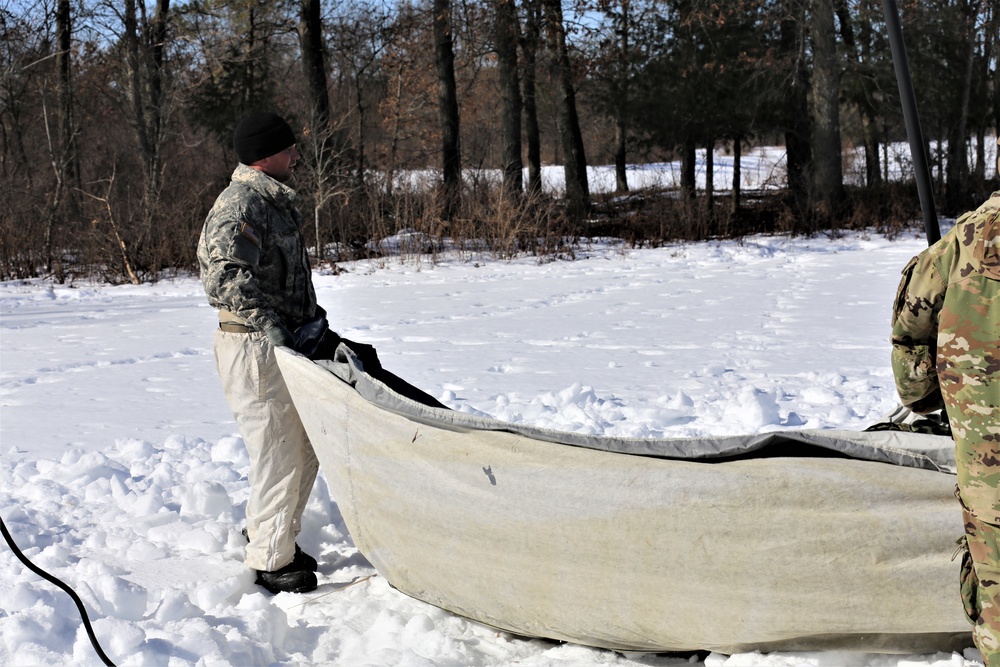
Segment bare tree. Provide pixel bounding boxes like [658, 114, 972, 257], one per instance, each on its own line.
[611, 0, 631, 194]
[433, 0, 462, 221]
[810, 0, 844, 211]
[119, 0, 171, 206]
[521, 0, 543, 197]
[836, 0, 872, 186]
[493, 0, 523, 196]
[80, 169, 141, 285]
[297, 0, 346, 262]
[1, 3, 58, 279]
[944, 0, 982, 212]
[327, 9, 389, 189]
[378, 10, 420, 198]
[42, 0, 80, 278]
[977, 0, 998, 186]
[298, 0, 330, 129]
[56, 0, 80, 197]
[542, 0, 589, 217]
[589, 0, 636, 193]
[298, 107, 353, 264]
[780, 0, 812, 209]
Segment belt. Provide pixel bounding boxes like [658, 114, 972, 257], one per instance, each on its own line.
[218, 310, 255, 334]
[219, 321, 255, 333]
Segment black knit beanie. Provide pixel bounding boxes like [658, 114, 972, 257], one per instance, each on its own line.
[233, 112, 296, 165]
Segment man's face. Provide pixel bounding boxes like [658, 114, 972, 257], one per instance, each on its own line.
[256, 145, 300, 183]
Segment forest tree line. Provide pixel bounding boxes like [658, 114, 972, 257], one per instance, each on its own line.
[1, 0, 997, 283]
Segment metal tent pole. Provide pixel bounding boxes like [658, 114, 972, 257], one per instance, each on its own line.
[882, 0, 941, 245]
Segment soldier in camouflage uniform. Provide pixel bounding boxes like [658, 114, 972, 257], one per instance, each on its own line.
[891, 144, 1000, 664]
[198, 111, 323, 594]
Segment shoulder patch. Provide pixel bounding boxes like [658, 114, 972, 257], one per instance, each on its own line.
[240, 222, 261, 248]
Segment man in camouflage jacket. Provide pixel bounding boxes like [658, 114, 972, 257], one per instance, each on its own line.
[198, 111, 322, 595]
[891, 163, 1000, 662]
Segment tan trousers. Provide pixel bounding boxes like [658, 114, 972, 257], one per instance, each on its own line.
[214, 329, 319, 572]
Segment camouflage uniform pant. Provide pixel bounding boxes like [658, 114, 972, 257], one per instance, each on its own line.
[961, 500, 1000, 666]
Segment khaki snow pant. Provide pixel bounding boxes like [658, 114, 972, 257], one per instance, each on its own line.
[214, 329, 319, 572]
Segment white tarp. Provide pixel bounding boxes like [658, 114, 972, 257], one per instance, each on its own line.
[276, 344, 971, 654]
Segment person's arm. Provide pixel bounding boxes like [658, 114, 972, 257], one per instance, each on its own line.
[890, 252, 946, 413]
[200, 208, 294, 347]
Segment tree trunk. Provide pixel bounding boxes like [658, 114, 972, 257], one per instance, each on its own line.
[839, 0, 881, 187]
[123, 0, 169, 205]
[46, 0, 78, 278]
[433, 0, 462, 222]
[613, 0, 630, 194]
[859, 7, 884, 188]
[705, 140, 714, 207]
[56, 0, 79, 199]
[542, 0, 589, 217]
[732, 135, 742, 214]
[298, 0, 330, 129]
[148, 0, 169, 160]
[972, 0, 995, 189]
[386, 62, 405, 198]
[810, 0, 843, 210]
[614, 121, 628, 194]
[123, 0, 151, 173]
[945, 0, 980, 213]
[298, 0, 335, 260]
[521, 0, 543, 197]
[781, 0, 811, 208]
[861, 117, 881, 187]
[493, 0, 523, 196]
[975, 126, 985, 186]
[681, 138, 696, 200]
[994, 5, 1000, 183]
[243, 7, 257, 110]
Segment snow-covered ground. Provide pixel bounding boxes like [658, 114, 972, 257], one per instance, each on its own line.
[2, 148, 993, 666]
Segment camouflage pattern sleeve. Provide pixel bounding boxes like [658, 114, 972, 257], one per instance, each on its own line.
[942, 199, 1000, 522]
[890, 244, 948, 413]
[197, 192, 283, 332]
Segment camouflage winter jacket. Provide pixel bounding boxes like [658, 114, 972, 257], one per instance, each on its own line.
[198, 164, 317, 335]
[891, 191, 1000, 522]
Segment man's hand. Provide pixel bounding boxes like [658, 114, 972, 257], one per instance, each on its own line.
[293, 314, 329, 357]
[264, 323, 295, 348]
[908, 386, 945, 414]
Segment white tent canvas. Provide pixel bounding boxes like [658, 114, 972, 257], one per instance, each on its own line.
[276, 344, 971, 655]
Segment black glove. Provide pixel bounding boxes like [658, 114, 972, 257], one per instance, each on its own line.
[339, 338, 383, 374]
[308, 329, 342, 361]
[264, 323, 295, 348]
[293, 314, 330, 358]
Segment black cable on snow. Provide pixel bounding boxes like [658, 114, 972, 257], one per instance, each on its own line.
[0, 514, 117, 667]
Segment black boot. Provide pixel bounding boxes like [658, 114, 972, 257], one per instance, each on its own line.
[292, 544, 318, 572]
[242, 527, 318, 572]
[255, 562, 318, 594]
